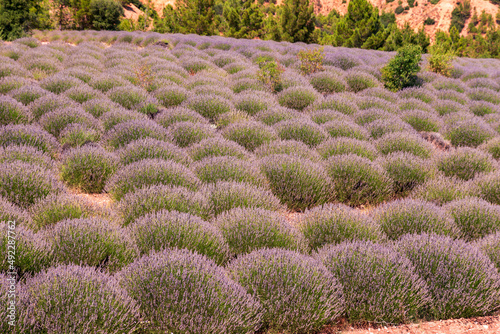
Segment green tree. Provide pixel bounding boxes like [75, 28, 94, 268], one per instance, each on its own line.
[222, 0, 264, 38]
[175, 0, 219, 35]
[279, 0, 315, 43]
[0, 0, 47, 40]
[382, 44, 422, 91]
[153, 4, 179, 33]
[89, 0, 123, 30]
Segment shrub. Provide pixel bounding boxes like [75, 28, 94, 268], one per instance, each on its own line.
[8, 85, 49, 105]
[309, 71, 346, 94]
[274, 119, 328, 147]
[468, 87, 500, 105]
[155, 106, 208, 127]
[317, 138, 378, 160]
[324, 154, 393, 206]
[106, 159, 199, 201]
[444, 118, 497, 147]
[372, 199, 459, 239]
[227, 248, 344, 333]
[479, 137, 500, 159]
[345, 71, 380, 93]
[411, 175, 470, 205]
[0, 124, 59, 156]
[129, 210, 230, 264]
[153, 85, 188, 108]
[437, 89, 468, 105]
[40, 74, 83, 94]
[168, 121, 216, 148]
[89, 74, 128, 93]
[39, 107, 100, 138]
[222, 121, 278, 151]
[205, 181, 283, 216]
[300, 203, 385, 251]
[234, 90, 276, 116]
[353, 108, 392, 126]
[0, 95, 31, 125]
[436, 148, 497, 181]
[232, 77, 266, 93]
[402, 109, 442, 132]
[214, 207, 307, 255]
[103, 119, 170, 149]
[0, 144, 55, 170]
[476, 232, 500, 270]
[432, 99, 467, 116]
[118, 184, 208, 226]
[444, 197, 500, 240]
[19, 265, 140, 333]
[194, 156, 267, 188]
[0, 75, 31, 94]
[356, 96, 397, 113]
[0, 224, 51, 277]
[380, 152, 435, 196]
[184, 94, 234, 121]
[366, 117, 416, 139]
[118, 138, 191, 166]
[469, 101, 500, 117]
[260, 154, 332, 211]
[395, 233, 500, 319]
[118, 249, 262, 332]
[29, 193, 94, 231]
[59, 123, 100, 148]
[255, 107, 301, 125]
[0, 162, 64, 208]
[99, 108, 148, 131]
[0, 196, 31, 225]
[46, 218, 137, 272]
[382, 45, 422, 92]
[257, 59, 284, 93]
[427, 45, 455, 77]
[310, 95, 359, 115]
[474, 171, 500, 205]
[277, 86, 319, 111]
[309, 109, 351, 125]
[322, 120, 369, 140]
[316, 241, 430, 324]
[255, 139, 321, 161]
[63, 85, 103, 104]
[189, 137, 250, 161]
[107, 86, 159, 114]
[376, 132, 434, 158]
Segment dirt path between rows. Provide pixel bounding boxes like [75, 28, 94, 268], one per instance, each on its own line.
[320, 315, 500, 334]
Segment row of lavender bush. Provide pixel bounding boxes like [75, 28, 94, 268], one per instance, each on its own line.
[1, 235, 499, 333]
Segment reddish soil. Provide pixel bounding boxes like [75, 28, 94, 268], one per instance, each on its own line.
[320, 315, 500, 333]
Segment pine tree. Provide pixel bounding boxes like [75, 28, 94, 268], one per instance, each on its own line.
[175, 0, 219, 36]
[280, 0, 315, 43]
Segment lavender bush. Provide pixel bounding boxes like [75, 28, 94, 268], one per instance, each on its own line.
[0, 96, 32, 125]
[103, 119, 170, 149]
[0, 144, 56, 170]
[376, 132, 434, 158]
[118, 249, 263, 333]
[435, 147, 497, 181]
[168, 121, 217, 148]
[278, 86, 319, 111]
[0, 196, 32, 226]
[189, 137, 250, 161]
[411, 175, 470, 205]
[222, 121, 278, 151]
[61, 145, 119, 193]
[118, 137, 191, 166]
[129, 209, 230, 264]
[395, 233, 500, 319]
[260, 154, 332, 211]
[214, 207, 307, 255]
[227, 248, 344, 333]
[316, 241, 430, 323]
[316, 138, 378, 160]
[194, 156, 267, 187]
[274, 119, 328, 147]
[476, 232, 500, 270]
[300, 203, 385, 250]
[324, 154, 393, 206]
[19, 265, 140, 333]
[118, 184, 209, 226]
[106, 159, 199, 200]
[255, 139, 321, 161]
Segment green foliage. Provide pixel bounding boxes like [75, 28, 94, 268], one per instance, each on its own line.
[0, 0, 49, 40]
[427, 44, 455, 77]
[89, 0, 123, 30]
[257, 59, 285, 93]
[280, 0, 316, 43]
[297, 47, 324, 75]
[450, 0, 471, 33]
[174, 0, 219, 35]
[222, 0, 264, 39]
[382, 44, 422, 92]
[424, 17, 435, 25]
[395, 6, 404, 14]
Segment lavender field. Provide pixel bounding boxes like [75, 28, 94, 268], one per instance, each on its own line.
[1, 30, 500, 333]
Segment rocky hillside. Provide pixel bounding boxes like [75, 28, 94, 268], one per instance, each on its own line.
[133, 0, 500, 38]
